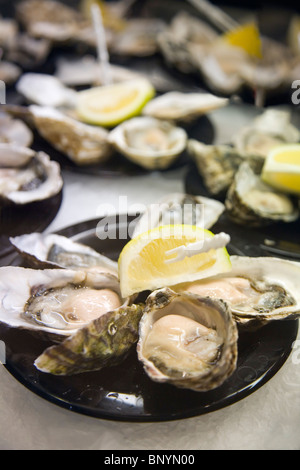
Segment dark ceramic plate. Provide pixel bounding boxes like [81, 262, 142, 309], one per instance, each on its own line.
[1, 216, 298, 422]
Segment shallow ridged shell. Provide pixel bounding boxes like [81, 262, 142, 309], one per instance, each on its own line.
[9, 232, 118, 273]
[137, 288, 238, 392]
[109, 117, 187, 170]
[0, 266, 130, 341]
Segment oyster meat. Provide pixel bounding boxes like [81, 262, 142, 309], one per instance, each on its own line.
[132, 192, 225, 238]
[29, 106, 112, 166]
[174, 255, 300, 328]
[0, 145, 63, 205]
[34, 303, 143, 376]
[142, 91, 228, 123]
[109, 117, 187, 170]
[9, 232, 118, 273]
[137, 288, 238, 391]
[0, 266, 131, 341]
[225, 158, 299, 227]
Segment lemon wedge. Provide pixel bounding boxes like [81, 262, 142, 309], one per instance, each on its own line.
[261, 144, 300, 195]
[118, 225, 232, 298]
[223, 22, 262, 58]
[76, 79, 155, 128]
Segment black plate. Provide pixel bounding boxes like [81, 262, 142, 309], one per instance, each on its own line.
[1, 216, 298, 422]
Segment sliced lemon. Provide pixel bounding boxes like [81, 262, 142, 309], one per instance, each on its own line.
[118, 225, 232, 298]
[76, 79, 155, 128]
[223, 22, 262, 58]
[261, 144, 300, 195]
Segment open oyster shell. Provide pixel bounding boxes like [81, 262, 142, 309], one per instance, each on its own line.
[0, 266, 132, 342]
[34, 303, 143, 376]
[9, 232, 118, 274]
[29, 106, 112, 166]
[174, 256, 300, 328]
[232, 109, 300, 159]
[225, 158, 299, 227]
[137, 288, 238, 392]
[109, 117, 187, 170]
[0, 145, 63, 205]
[132, 192, 225, 238]
[142, 91, 228, 123]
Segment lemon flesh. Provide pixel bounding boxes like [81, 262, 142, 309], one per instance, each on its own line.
[76, 79, 155, 127]
[118, 225, 232, 298]
[223, 22, 262, 59]
[261, 144, 300, 195]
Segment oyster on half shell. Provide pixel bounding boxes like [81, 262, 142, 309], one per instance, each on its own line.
[137, 288, 238, 391]
[109, 117, 187, 170]
[0, 144, 63, 205]
[0, 266, 132, 342]
[225, 158, 299, 227]
[9, 232, 118, 274]
[174, 256, 300, 328]
[132, 192, 225, 238]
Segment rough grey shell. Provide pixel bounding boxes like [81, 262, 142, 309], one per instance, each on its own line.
[137, 287, 238, 392]
[174, 255, 300, 328]
[187, 139, 245, 197]
[9, 232, 118, 274]
[34, 303, 144, 376]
